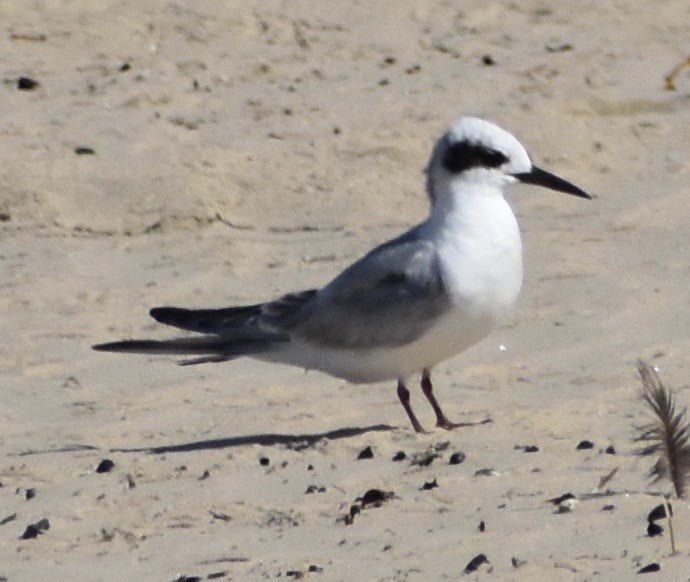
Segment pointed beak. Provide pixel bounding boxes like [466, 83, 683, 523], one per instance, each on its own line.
[514, 166, 592, 199]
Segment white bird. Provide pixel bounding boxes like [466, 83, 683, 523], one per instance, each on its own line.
[94, 117, 591, 433]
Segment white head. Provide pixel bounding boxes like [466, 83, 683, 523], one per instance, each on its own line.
[426, 117, 591, 203]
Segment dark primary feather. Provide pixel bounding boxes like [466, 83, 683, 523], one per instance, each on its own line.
[635, 360, 690, 499]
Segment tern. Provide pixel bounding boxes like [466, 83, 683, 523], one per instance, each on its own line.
[94, 117, 592, 433]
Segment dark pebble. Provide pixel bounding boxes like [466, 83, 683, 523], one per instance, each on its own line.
[360, 489, 388, 507]
[75, 146, 96, 155]
[0, 513, 17, 526]
[638, 563, 661, 574]
[448, 452, 466, 465]
[198, 470, 210, 481]
[576, 440, 594, 450]
[357, 446, 374, 460]
[20, 524, 41, 540]
[549, 492, 576, 505]
[421, 478, 438, 491]
[207, 573, 227, 580]
[307, 464, 314, 471]
[410, 451, 438, 466]
[349, 505, 361, 517]
[173, 576, 202, 582]
[481, 55, 495, 66]
[119, 62, 131, 72]
[464, 553, 489, 573]
[511, 556, 525, 568]
[95, 459, 115, 473]
[392, 450, 406, 462]
[259, 456, 270, 466]
[478, 520, 485, 532]
[25, 488, 36, 500]
[648, 503, 672, 522]
[602, 504, 615, 511]
[305, 485, 326, 494]
[647, 522, 663, 537]
[308, 565, 323, 573]
[286, 571, 303, 579]
[545, 42, 574, 53]
[20, 519, 48, 540]
[0, 212, 10, 222]
[605, 445, 616, 455]
[17, 76, 39, 90]
[524, 445, 539, 453]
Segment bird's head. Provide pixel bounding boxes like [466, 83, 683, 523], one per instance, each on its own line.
[425, 117, 592, 203]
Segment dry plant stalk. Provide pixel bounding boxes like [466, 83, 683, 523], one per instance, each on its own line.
[635, 360, 690, 499]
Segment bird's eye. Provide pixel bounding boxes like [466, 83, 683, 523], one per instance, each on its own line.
[441, 140, 508, 173]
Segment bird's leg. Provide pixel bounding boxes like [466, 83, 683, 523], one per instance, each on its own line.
[420, 369, 466, 430]
[397, 380, 427, 433]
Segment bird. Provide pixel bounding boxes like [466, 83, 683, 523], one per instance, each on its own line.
[93, 116, 592, 433]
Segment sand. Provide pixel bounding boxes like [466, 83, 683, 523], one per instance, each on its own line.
[1, 1, 689, 579]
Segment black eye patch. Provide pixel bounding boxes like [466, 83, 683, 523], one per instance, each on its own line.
[441, 140, 509, 173]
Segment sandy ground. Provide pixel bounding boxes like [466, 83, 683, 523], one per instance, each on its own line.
[1, 1, 690, 580]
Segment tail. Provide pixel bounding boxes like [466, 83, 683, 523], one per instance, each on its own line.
[92, 335, 285, 365]
[92, 336, 231, 356]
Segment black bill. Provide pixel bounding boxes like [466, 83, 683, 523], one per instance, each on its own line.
[514, 166, 592, 199]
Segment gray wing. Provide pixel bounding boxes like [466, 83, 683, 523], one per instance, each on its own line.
[267, 235, 451, 349]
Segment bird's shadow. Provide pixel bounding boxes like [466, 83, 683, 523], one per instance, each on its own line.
[13, 425, 396, 457]
[110, 424, 396, 454]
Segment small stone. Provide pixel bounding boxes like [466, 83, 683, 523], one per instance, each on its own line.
[95, 459, 115, 473]
[307, 464, 314, 471]
[307, 564, 323, 573]
[557, 498, 578, 513]
[637, 563, 661, 574]
[648, 503, 672, 522]
[576, 440, 594, 450]
[19, 519, 48, 540]
[392, 450, 406, 462]
[421, 478, 438, 491]
[449, 452, 466, 465]
[359, 489, 389, 507]
[474, 467, 498, 477]
[25, 488, 36, 500]
[410, 451, 438, 466]
[20, 524, 41, 539]
[511, 556, 526, 568]
[549, 492, 576, 505]
[17, 76, 39, 90]
[464, 553, 489, 573]
[478, 520, 485, 532]
[305, 485, 326, 494]
[647, 522, 663, 537]
[259, 456, 270, 466]
[119, 62, 131, 72]
[605, 445, 616, 455]
[198, 470, 210, 481]
[481, 55, 495, 66]
[602, 504, 615, 511]
[75, 146, 96, 155]
[357, 446, 374, 460]
[524, 445, 539, 453]
[285, 571, 303, 579]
